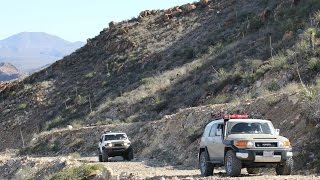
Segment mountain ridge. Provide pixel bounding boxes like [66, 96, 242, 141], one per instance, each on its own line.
[0, 32, 85, 72]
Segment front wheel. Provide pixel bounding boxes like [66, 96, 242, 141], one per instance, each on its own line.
[275, 157, 293, 175]
[102, 149, 109, 162]
[98, 154, 102, 162]
[225, 150, 242, 177]
[124, 147, 134, 161]
[199, 151, 214, 176]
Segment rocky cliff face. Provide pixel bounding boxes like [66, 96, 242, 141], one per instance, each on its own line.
[1, 0, 320, 172]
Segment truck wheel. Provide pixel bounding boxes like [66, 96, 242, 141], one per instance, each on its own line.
[199, 151, 214, 176]
[102, 150, 109, 162]
[247, 168, 260, 174]
[98, 149, 103, 162]
[124, 147, 134, 161]
[98, 154, 103, 162]
[225, 150, 242, 177]
[275, 157, 293, 175]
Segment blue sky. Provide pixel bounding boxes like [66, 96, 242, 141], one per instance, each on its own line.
[1, 0, 193, 42]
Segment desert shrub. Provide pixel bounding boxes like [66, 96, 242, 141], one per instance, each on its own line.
[76, 95, 87, 105]
[308, 58, 320, 71]
[217, 68, 230, 81]
[247, 59, 263, 71]
[266, 80, 281, 91]
[270, 54, 289, 70]
[71, 120, 83, 128]
[45, 116, 64, 130]
[69, 152, 81, 159]
[281, 82, 301, 94]
[18, 103, 27, 109]
[49, 140, 60, 153]
[85, 72, 95, 78]
[266, 95, 281, 106]
[14, 165, 34, 180]
[50, 164, 104, 180]
[314, 10, 320, 27]
[212, 94, 229, 104]
[303, 92, 320, 125]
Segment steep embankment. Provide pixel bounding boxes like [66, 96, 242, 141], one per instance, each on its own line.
[2, 0, 320, 173]
[21, 93, 311, 170]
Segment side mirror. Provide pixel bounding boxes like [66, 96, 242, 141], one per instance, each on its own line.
[275, 129, 280, 135]
[99, 138, 102, 143]
[216, 129, 222, 136]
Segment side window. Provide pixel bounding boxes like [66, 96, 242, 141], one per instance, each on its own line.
[209, 124, 218, 137]
[203, 125, 211, 137]
[215, 124, 223, 136]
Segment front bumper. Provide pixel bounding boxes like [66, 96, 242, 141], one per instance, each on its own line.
[235, 149, 292, 163]
[103, 146, 130, 156]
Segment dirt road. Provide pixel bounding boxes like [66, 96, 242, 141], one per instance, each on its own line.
[1, 154, 320, 179]
[78, 156, 320, 180]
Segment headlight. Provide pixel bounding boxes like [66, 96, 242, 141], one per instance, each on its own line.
[105, 143, 113, 147]
[279, 140, 291, 148]
[124, 142, 131, 146]
[234, 140, 254, 148]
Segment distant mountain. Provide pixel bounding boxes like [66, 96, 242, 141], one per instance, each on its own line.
[0, 32, 85, 72]
[0, 62, 21, 81]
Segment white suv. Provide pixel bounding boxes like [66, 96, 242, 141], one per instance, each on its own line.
[198, 114, 293, 177]
[98, 132, 133, 162]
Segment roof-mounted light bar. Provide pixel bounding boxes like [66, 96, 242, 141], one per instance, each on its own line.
[223, 114, 249, 119]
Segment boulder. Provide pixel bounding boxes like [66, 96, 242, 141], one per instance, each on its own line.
[181, 4, 197, 12]
[108, 21, 117, 29]
[200, 0, 209, 6]
[139, 10, 152, 17]
[92, 168, 113, 180]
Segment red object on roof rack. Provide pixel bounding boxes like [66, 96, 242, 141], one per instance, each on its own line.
[223, 114, 249, 119]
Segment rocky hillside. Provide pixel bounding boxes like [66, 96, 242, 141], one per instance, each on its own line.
[0, 62, 21, 81]
[2, 0, 320, 172]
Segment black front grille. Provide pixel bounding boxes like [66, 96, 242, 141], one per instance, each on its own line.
[255, 142, 277, 147]
[114, 144, 123, 147]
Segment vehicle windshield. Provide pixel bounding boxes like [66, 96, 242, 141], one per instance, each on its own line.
[227, 121, 274, 135]
[104, 134, 127, 141]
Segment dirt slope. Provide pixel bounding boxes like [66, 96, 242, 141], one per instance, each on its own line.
[20, 92, 312, 170]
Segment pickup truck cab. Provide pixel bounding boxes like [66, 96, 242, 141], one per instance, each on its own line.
[198, 114, 293, 177]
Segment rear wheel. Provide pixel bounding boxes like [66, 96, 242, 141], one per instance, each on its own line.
[225, 150, 242, 177]
[199, 151, 214, 176]
[276, 157, 293, 175]
[247, 168, 260, 174]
